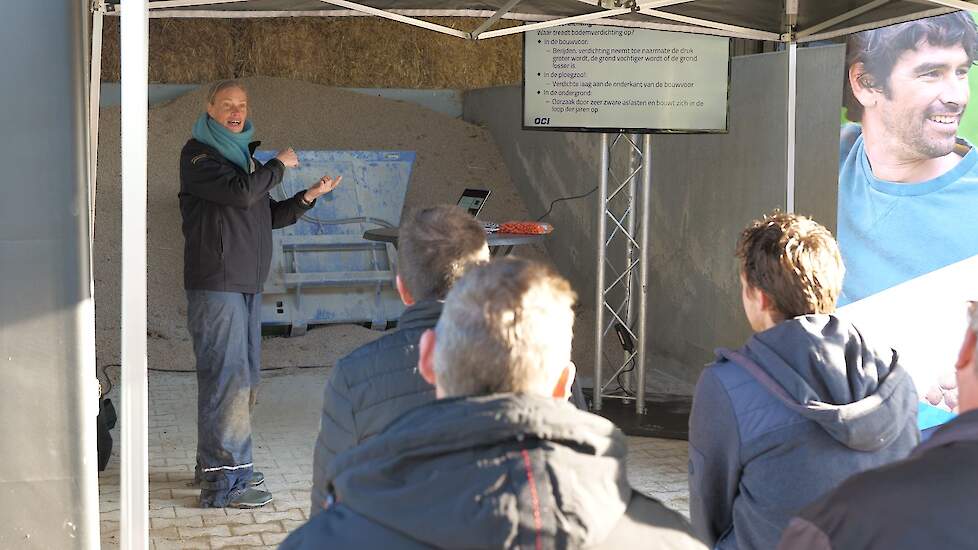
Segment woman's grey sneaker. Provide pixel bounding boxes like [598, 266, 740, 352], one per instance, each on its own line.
[227, 487, 273, 509]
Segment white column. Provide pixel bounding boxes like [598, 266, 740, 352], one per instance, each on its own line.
[120, 0, 149, 547]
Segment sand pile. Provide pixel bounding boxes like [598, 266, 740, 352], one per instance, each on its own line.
[94, 76, 543, 371]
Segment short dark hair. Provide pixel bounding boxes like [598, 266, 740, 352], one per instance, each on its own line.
[844, 12, 978, 122]
[397, 205, 488, 302]
[736, 211, 844, 319]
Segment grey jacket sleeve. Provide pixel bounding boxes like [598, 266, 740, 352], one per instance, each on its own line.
[310, 363, 358, 517]
[688, 366, 741, 547]
[777, 517, 833, 550]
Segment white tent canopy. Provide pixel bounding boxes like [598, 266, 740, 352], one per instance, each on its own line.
[104, 1, 978, 548]
[100, 0, 976, 42]
[91, 0, 978, 213]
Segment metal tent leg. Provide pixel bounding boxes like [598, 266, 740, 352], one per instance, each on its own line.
[593, 133, 609, 411]
[120, 0, 150, 548]
[594, 133, 652, 416]
[89, 1, 105, 247]
[786, 42, 797, 213]
[624, 135, 639, 396]
[636, 134, 652, 414]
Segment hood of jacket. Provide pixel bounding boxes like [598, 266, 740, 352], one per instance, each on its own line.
[717, 314, 917, 452]
[327, 394, 632, 549]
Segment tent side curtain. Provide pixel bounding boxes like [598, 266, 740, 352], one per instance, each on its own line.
[103, 0, 972, 41]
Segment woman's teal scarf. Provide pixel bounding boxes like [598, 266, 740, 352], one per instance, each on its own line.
[192, 113, 255, 172]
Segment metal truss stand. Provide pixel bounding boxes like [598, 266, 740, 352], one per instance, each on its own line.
[593, 133, 651, 416]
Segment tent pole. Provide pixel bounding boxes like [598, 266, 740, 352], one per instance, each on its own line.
[796, 7, 954, 43]
[147, 0, 248, 9]
[317, 0, 471, 39]
[120, 0, 149, 548]
[796, 0, 891, 39]
[569, 0, 695, 8]
[479, 0, 720, 40]
[89, 1, 105, 248]
[786, 41, 796, 213]
[784, 0, 797, 213]
[594, 134, 610, 412]
[625, 137, 638, 397]
[480, 0, 691, 40]
[638, 8, 781, 41]
[470, 0, 523, 39]
[924, 0, 978, 12]
[636, 134, 651, 415]
[481, 8, 631, 38]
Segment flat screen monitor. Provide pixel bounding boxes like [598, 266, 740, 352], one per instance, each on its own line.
[523, 24, 730, 133]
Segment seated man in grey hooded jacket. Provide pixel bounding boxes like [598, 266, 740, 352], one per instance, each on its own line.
[688, 211, 919, 550]
[283, 258, 704, 549]
[309, 205, 489, 516]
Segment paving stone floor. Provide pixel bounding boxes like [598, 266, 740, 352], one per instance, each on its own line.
[98, 369, 690, 549]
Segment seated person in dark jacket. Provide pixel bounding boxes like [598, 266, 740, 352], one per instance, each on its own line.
[309, 205, 489, 516]
[779, 301, 978, 550]
[285, 258, 705, 549]
[688, 211, 919, 550]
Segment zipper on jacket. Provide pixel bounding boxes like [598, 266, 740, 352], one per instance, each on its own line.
[257, 199, 263, 287]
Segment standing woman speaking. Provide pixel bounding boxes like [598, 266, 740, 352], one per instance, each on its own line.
[178, 80, 340, 508]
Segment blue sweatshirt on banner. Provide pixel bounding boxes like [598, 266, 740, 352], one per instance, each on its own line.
[837, 124, 978, 305]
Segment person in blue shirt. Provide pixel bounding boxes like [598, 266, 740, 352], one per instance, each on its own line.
[839, 12, 978, 305]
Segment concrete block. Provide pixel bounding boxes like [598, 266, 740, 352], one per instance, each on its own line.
[231, 522, 285, 536]
[177, 524, 232, 538]
[252, 509, 303, 524]
[210, 534, 264, 548]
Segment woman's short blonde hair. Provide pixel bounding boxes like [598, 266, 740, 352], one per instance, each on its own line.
[206, 79, 247, 104]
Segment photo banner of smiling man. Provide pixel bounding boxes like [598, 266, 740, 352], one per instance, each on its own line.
[836, 11, 978, 422]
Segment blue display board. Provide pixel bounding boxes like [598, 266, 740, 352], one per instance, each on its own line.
[254, 150, 415, 333]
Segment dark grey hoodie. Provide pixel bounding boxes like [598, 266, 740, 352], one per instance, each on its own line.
[283, 394, 705, 550]
[687, 314, 919, 550]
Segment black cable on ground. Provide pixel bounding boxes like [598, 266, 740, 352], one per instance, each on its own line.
[536, 186, 598, 222]
[616, 356, 636, 397]
[98, 363, 331, 380]
[600, 350, 635, 398]
[99, 364, 120, 395]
